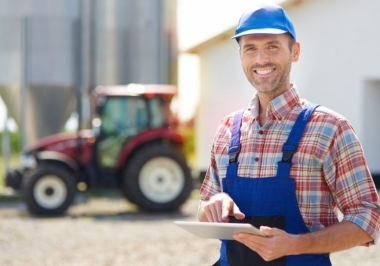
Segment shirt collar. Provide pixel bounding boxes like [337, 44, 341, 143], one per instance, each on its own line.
[247, 84, 301, 121]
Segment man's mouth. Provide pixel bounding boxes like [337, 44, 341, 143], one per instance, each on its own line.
[255, 68, 275, 75]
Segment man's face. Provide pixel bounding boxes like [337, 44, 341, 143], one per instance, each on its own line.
[238, 33, 300, 97]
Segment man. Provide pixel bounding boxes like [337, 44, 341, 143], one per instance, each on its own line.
[198, 4, 380, 266]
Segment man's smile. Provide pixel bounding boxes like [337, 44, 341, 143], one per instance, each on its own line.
[255, 68, 276, 75]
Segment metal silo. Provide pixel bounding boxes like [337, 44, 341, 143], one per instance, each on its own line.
[0, 0, 177, 147]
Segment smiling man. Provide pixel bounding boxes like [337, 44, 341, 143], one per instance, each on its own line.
[198, 4, 380, 266]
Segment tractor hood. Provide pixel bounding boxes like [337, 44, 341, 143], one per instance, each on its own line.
[21, 130, 95, 168]
[24, 129, 95, 153]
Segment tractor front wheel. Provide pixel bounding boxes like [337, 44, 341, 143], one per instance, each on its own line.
[21, 164, 76, 215]
[122, 144, 193, 212]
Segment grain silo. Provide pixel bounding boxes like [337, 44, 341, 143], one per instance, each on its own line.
[0, 0, 177, 146]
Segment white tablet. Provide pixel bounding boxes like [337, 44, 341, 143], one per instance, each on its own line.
[174, 221, 267, 240]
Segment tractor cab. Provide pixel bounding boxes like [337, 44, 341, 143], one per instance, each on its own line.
[91, 84, 176, 170]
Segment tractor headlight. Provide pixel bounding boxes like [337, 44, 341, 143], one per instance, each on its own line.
[20, 154, 37, 168]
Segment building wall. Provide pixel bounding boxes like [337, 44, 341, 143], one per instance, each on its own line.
[195, 0, 380, 174]
[287, 0, 380, 173]
[195, 40, 253, 171]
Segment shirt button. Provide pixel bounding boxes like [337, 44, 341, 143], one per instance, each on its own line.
[258, 130, 264, 135]
[254, 157, 259, 162]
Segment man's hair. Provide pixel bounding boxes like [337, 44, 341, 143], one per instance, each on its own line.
[287, 34, 296, 51]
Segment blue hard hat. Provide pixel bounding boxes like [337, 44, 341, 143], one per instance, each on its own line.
[232, 4, 296, 40]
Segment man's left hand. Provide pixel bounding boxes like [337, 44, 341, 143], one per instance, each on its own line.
[233, 226, 298, 261]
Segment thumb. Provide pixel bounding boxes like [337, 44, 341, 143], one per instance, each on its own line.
[260, 226, 278, 236]
[232, 204, 245, 219]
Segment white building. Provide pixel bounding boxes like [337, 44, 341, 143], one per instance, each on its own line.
[186, 0, 380, 185]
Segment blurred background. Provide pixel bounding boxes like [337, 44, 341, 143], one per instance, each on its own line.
[3, 0, 379, 185]
[0, 0, 282, 190]
[1, 0, 380, 265]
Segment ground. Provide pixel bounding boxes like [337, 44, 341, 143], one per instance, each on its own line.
[0, 189, 379, 266]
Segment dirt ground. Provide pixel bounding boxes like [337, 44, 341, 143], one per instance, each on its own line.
[0, 189, 379, 266]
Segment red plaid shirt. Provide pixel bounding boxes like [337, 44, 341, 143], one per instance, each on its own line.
[199, 85, 380, 244]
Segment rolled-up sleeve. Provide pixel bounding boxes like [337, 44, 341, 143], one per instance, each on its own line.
[324, 118, 380, 244]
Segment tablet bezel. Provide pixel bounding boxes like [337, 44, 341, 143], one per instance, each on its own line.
[174, 221, 267, 240]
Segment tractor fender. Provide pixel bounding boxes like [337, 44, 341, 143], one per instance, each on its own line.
[36, 150, 81, 174]
[117, 129, 185, 170]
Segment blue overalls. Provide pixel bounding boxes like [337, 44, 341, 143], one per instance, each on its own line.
[216, 104, 332, 266]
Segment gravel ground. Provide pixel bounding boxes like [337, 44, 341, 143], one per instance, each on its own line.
[0, 189, 379, 266]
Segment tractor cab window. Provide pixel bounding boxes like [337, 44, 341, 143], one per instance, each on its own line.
[148, 97, 168, 128]
[97, 96, 148, 168]
[100, 96, 148, 136]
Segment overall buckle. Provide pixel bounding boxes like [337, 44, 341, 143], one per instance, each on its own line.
[281, 143, 297, 163]
[228, 144, 241, 164]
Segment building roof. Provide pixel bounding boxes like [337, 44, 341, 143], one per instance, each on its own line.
[184, 0, 304, 54]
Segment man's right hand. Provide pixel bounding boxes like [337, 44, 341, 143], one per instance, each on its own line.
[199, 193, 245, 223]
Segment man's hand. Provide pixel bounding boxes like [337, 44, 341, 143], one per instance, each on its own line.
[200, 193, 245, 222]
[233, 226, 297, 261]
[233, 221, 373, 261]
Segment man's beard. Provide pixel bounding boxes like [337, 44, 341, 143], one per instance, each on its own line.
[246, 60, 292, 94]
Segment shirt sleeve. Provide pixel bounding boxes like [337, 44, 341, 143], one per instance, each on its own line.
[199, 143, 222, 201]
[197, 143, 222, 221]
[198, 116, 233, 217]
[323, 118, 380, 245]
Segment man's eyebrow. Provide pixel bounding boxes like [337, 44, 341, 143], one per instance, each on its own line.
[266, 40, 282, 45]
[242, 43, 256, 49]
[241, 40, 283, 49]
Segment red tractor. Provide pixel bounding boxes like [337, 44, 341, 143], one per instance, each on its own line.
[5, 84, 193, 215]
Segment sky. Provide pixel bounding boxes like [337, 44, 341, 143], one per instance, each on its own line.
[177, 0, 282, 51]
[0, 0, 283, 130]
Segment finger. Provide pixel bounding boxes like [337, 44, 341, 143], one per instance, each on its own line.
[232, 204, 245, 219]
[234, 233, 267, 254]
[214, 200, 224, 222]
[204, 205, 218, 222]
[234, 232, 283, 261]
[260, 226, 280, 237]
[221, 199, 232, 222]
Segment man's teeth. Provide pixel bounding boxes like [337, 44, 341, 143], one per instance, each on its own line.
[256, 69, 274, 75]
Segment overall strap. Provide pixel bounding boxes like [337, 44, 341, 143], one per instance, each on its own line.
[226, 109, 245, 178]
[277, 103, 320, 178]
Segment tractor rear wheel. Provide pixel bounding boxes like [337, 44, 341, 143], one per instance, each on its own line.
[122, 144, 193, 212]
[21, 164, 76, 215]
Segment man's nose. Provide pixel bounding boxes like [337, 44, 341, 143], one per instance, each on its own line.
[255, 49, 269, 64]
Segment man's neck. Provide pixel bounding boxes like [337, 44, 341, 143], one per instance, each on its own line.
[256, 84, 293, 126]
[258, 94, 271, 126]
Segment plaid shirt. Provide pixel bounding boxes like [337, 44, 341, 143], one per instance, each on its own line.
[199, 85, 380, 244]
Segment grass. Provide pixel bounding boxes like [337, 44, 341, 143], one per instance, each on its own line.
[0, 191, 21, 203]
[0, 154, 21, 189]
[0, 154, 22, 202]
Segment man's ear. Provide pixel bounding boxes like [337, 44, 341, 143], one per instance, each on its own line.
[292, 42, 300, 62]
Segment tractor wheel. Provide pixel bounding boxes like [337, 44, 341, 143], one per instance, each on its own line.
[122, 144, 193, 212]
[21, 164, 76, 215]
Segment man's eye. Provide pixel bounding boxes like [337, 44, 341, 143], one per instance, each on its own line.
[269, 45, 278, 49]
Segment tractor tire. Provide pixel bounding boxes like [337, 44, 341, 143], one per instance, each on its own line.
[21, 164, 76, 215]
[122, 144, 193, 212]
